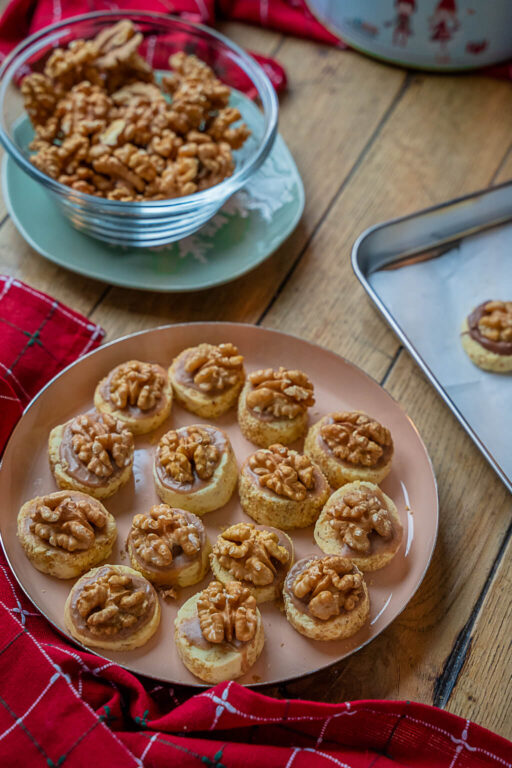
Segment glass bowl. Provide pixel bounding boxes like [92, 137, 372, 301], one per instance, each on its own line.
[0, 11, 278, 247]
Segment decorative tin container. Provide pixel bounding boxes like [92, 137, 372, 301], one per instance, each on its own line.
[307, 0, 512, 70]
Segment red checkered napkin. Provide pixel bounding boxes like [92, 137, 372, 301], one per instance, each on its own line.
[0, 275, 105, 451]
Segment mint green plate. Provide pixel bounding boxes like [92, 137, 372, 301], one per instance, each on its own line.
[3, 125, 304, 292]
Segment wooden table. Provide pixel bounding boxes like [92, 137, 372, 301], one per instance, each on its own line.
[2, 22, 511, 741]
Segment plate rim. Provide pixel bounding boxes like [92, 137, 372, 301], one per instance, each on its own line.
[0, 322, 439, 689]
[2, 135, 305, 293]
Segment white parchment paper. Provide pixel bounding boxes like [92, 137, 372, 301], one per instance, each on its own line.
[370, 222, 512, 486]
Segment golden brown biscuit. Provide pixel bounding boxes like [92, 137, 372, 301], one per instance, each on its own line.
[169, 343, 245, 418]
[460, 301, 512, 372]
[283, 555, 369, 641]
[237, 367, 315, 447]
[64, 564, 160, 651]
[239, 444, 330, 530]
[94, 360, 173, 435]
[210, 522, 294, 603]
[17, 491, 117, 579]
[304, 411, 393, 488]
[174, 581, 264, 683]
[127, 504, 210, 587]
[153, 424, 237, 515]
[49, 411, 134, 500]
[314, 481, 402, 571]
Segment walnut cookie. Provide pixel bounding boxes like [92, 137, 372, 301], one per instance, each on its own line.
[64, 564, 160, 651]
[153, 425, 237, 515]
[238, 367, 315, 447]
[175, 580, 264, 683]
[127, 504, 210, 588]
[169, 343, 245, 418]
[239, 444, 330, 530]
[94, 360, 173, 434]
[314, 482, 403, 571]
[460, 300, 512, 372]
[49, 411, 134, 499]
[17, 491, 117, 579]
[283, 555, 370, 641]
[304, 411, 393, 487]
[210, 522, 294, 603]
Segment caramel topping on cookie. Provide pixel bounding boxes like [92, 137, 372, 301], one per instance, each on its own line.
[197, 581, 257, 644]
[69, 412, 133, 478]
[184, 343, 244, 394]
[321, 412, 392, 468]
[327, 488, 392, 554]
[249, 444, 316, 501]
[130, 505, 201, 567]
[157, 426, 221, 484]
[76, 568, 151, 636]
[293, 557, 363, 620]
[247, 367, 314, 419]
[109, 361, 166, 411]
[30, 493, 107, 552]
[214, 523, 290, 586]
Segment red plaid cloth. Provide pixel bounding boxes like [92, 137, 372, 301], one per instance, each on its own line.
[1, 279, 511, 765]
[0, 276, 105, 450]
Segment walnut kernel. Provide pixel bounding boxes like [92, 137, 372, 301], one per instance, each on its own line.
[327, 488, 393, 554]
[158, 426, 220, 485]
[30, 494, 107, 552]
[214, 523, 290, 586]
[69, 412, 134, 479]
[130, 505, 201, 567]
[247, 367, 314, 420]
[293, 557, 363, 620]
[478, 301, 512, 343]
[321, 412, 392, 468]
[109, 360, 166, 411]
[184, 343, 244, 394]
[197, 581, 257, 644]
[248, 444, 316, 501]
[76, 568, 150, 636]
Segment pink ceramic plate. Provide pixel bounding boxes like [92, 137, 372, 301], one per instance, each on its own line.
[0, 323, 438, 687]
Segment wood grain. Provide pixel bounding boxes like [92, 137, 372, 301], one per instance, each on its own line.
[445, 535, 511, 739]
[261, 74, 512, 382]
[89, 41, 405, 339]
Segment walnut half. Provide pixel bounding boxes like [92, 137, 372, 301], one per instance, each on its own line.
[293, 557, 364, 621]
[30, 493, 107, 552]
[197, 581, 258, 644]
[130, 505, 201, 567]
[183, 343, 244, 394]
[109, 360, 166, 411]
[247, 367, 314, 420]
[320, 412, 392, 468]
[214, 523, 290, 586]
[76, 568, 150, 636]
[248, 444, 316, 501]
[478, 301, 512, 343]
[158, 426, 220, 485]
[69, 412, 133, 479]
[327, 488, 393, 554]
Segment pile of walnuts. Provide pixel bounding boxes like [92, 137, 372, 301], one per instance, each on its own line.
[22, 21, 250, 201]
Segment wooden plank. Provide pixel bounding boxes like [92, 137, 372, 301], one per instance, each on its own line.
[0, 218, 106, 312]
[445, 536, 511, 740]
[261, 74, 512, 383]
[89, 41, 405, 338]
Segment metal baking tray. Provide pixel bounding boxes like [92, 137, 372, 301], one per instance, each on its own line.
[352, 181, 512, 494]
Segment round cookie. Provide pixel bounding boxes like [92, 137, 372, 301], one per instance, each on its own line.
[460, 301, 512, 372]
[314, 481, 402, 571]
[64, 564, 161, 651]
[283, 555, 369, 641]
[210, 522, 294, 603]
[49, 411, 134, 500]
[175, 581, 264, 683]
[94, 360, 173, 435]
[169, 342, 245, 418]
[304, 411, 393, 488]
[239, 444, 330, 530]
[153, 424, 237, 515]
[237, 367, 314, 447]
[17, 490, 117, 579]
[127, 504, 211, 587]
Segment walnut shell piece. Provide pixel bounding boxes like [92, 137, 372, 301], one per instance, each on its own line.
[197, 581, 258, 644]
[130, 504, 201, 568]
[248, 444, 316, 501]
[292, 556, 364, 619]
[30, 493, 107, 552]
[320, 412, 392, 468]
[213, 523, 290, 587]
[246, 367, 315, 420]
[157, 426, 221, 485]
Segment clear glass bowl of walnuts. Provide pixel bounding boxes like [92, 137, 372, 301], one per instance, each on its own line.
[0, 11, 278, 247]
